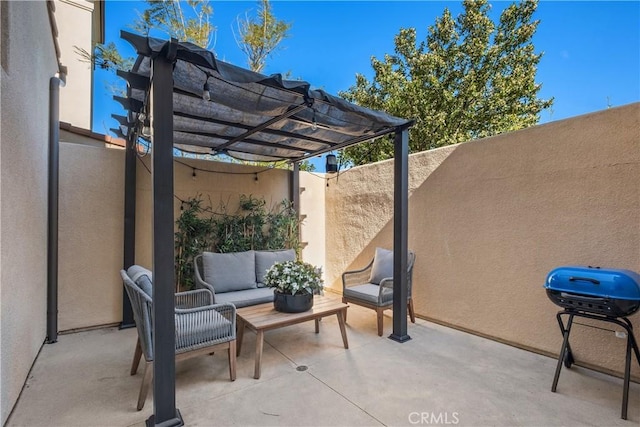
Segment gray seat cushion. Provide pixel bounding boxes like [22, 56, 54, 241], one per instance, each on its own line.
[369, 247, 394, 285]
[255, 249, 296, 287]
[127, 265, 153, 296]
[214, 287, 274, 308]
[202, 250, 257, 293]
[175, 312, 233, 353]
[344, 283, 392, 306]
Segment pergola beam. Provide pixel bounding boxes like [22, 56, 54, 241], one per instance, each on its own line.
[214, 104, 307, 152]
[173, 110, 333, 148]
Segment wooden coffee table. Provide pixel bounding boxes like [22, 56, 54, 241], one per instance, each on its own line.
[236, 295, 349, 379]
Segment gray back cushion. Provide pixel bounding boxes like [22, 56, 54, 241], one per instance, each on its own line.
[202, 250, 257, 293]
[368, 247, 394, 285]
[127, 265, 153, 296]
[255, 249, 296, 286]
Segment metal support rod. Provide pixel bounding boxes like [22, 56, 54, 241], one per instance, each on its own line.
[389, 128, 410, 343]
[121, 133, 137, 329]
[622, 333, 632, 420]
[215, 104, 307, 153]
[148, 46, 184, 427]
[46, 76, 62, 344]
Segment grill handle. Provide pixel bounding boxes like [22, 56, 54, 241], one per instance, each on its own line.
[568, 276, 600, 285]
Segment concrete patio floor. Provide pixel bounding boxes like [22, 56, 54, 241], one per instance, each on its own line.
[7, 303, 639, 427]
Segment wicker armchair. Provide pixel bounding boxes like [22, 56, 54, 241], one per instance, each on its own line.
[121, 267, 236, 411]
[342, 248, 416, 336]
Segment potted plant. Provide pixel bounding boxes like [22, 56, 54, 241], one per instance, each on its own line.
[264, 260, 324, 313]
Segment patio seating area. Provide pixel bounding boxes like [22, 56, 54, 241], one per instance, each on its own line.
[7, 303, 638, 426]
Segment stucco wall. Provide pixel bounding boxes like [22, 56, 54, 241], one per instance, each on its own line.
[55, 0, 94, 129]
[57, 147, 304, 331]
[58, 143, 124, 331]
[325, 103, 640, 379]
[0, 2, 59, 424]
[300, 171, 327, 282]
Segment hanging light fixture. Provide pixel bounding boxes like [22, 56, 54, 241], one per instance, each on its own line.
[202, 81, 211, 101]
[141, 118, 151, 137]
[325, 154, 338, 173]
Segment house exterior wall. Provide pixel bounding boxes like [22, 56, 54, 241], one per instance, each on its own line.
[55, 0, 96, 129]
[0, 2, 59, 424]
[325, 103, 640, 380]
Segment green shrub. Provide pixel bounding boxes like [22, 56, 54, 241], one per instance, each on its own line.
[174, 194, 300, 291]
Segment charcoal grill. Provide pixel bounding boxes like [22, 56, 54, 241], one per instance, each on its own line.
[544, 266, 640, 420]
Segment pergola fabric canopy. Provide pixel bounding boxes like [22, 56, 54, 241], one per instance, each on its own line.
[114, 31, 412, 162]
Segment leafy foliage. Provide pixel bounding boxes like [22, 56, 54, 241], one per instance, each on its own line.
[174, 197, 214, 292]
[77, 1, 215, 71]
[264, 260, 323, 296]
[235, 0, 291, 72]
[339, 0, 553, 166]
[131, 0, 215, 49]
[174, 194, 300, 291]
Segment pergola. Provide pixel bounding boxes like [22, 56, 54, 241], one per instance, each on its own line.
[114, 31, 414, 427]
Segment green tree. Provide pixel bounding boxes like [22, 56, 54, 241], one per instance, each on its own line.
[76, 1, 214, 71]
[234, 0, 292, 72]
[131, 0, 215, 49]
[77, 0, 288, 74]
[339, 0, 553, 166]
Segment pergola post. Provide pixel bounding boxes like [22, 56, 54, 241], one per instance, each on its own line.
[147, 41, 183, 427]
[389, 127, 411, 343]
[121, 132, 136, 329]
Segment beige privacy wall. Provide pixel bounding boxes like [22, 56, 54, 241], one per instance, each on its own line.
[326, 103, 639, 379]
[58, 148, 301, 330]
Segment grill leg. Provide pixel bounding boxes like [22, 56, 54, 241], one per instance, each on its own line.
[621, 333, 632, 420]
[552, 312, 574, 393]
[621, 317, 640, 364]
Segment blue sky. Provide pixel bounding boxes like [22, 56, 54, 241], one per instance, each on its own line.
[92, 0, 640, 160]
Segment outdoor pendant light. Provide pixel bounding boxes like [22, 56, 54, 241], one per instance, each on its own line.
[141, 118, 151, 137]
[325, 154, 338, 173]
[202, 81, 211, 101]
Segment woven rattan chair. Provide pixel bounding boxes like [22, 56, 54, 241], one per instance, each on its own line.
[121, 267, 236, 410]
[342, 248, 416, 336]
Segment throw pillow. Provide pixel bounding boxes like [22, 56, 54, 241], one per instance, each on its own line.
[255, 249, 296, 286]
[202, 250, 257, 293]
[368, 247, 394, 285]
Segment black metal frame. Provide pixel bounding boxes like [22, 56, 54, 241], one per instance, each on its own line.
[147, 41, 184, 427]
[118, 32, 415, 425]
[551, 309, 640, 420]
[120, 131, 137, 329]
[390, 127, 411, 343]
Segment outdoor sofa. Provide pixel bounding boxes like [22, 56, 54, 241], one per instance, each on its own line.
[194, 249, 295, 307]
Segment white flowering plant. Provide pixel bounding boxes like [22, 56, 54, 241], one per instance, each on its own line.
[264, 260, 323, 296]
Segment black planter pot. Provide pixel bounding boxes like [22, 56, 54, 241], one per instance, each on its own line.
[273, 291, 314, 313]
